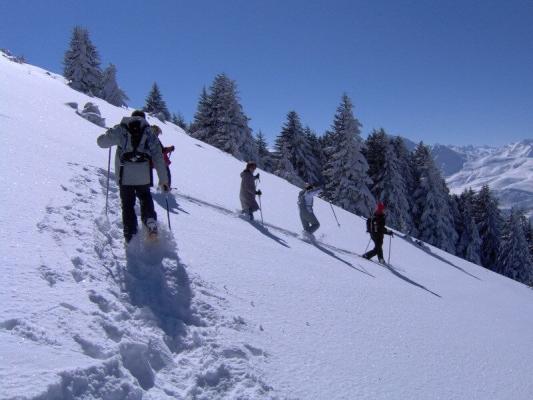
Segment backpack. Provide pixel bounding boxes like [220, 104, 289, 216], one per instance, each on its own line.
[120, 119, 151, 164]
[297, 189, 306, 207]
[366, 215, 379, 234]
[118, 119, 153, 185]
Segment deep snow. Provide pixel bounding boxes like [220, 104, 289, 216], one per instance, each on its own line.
[1, 52, 533, 400]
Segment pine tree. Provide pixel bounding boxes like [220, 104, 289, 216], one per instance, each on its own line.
[189, 87, 211, 140]
[473, 185, 503, 270]
[365, 128, 389, 199]
[100, 64, 128, 107]
[143, 82, 171, 121]
[322, 94, 374, 216]
[497, 209, 533, 284]
[364, 129, 412, 232]
[63, 26, 102, 96]
[304, 126, 324, 184]
[274, 142, 305, 186]
[391, 136, 416, 234]
[275, 111, 320, 184]
[411, 143, 458, 253]
[190, 74, 256, 161]
[378, 135, 413, 232]
[171, 112, 188, 131]
[255, 131, 275, 172]
[524, 218, 533, 261]
[455, 189, 482, 264]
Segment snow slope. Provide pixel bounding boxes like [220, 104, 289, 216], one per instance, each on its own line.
[447, 140, 533, 219]
[1, 52, 533, 399]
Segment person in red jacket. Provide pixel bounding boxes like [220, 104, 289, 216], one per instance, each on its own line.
[151, 125, 175, 188]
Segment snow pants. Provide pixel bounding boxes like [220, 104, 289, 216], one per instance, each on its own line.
[299, 207, 320, 234]
[363, 233, 384, 260]
[119, 184, 157, 242]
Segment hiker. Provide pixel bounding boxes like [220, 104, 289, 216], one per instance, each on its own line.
[363, 202, 394, 263]
[151, 125, 175, 188]
[240, 161, 261, 220]
[97, 110, 169, 243]
[298, 183, 321, 238]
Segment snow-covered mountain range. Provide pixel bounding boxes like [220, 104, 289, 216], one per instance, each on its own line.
[432, 142, 533, 220]
[1, 52, 533, 399]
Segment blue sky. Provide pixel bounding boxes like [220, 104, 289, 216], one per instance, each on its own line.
[1, 0, 532, 146]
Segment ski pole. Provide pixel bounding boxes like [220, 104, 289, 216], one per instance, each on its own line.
[255, 175, 264, 226]
[105, 147, 111, 215]
[388, 234, 392, 264]
[165, 193, 172, 231]
[364, 236, 371, 253]
[329, 203, 341, 227]
[258, 194, 264, 226]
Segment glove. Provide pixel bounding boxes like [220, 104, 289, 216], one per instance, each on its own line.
[170, 145, 175, 152]
[389, 231, 394, 237]
[254, 173, 260, 180]
[256, 190, 262, 196]
[161, 183, 170, 192]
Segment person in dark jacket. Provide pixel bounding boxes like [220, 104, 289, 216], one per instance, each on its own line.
[362, 202, 394, 263]
[151, 125, 175, 188]
[240, 162, 260, 220]
[97, 110, 169, 243]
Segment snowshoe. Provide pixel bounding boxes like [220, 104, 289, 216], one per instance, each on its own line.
[301, 231, 316, 243]
[145, 218, 158, 241]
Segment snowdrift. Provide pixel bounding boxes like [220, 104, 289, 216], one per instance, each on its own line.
[1, 52, 533, 400]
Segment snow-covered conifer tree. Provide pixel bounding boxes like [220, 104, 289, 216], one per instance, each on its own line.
[304, 126, 324, 183]
[190, 74, 256, 161]
[378, 135, 413, 232]
[274, 142, 305, 186]
[63, 26, 102, 96]
[255, 131, 275, 172]
[189, 87, 211, 140]
[473, 185, 503, 270]
[455, 189, 482, 264]
[171, 112, 188, 131]
[143, 82, 171, 121]
[365, 128, 388, 199]
[322, 94, 374, 216]
[100, 64, 128, 107]
[497, 209, 533, 284]
[411, 143, 458, 253]
[524, 218, 533, 261]
[274, 112, 320, 184]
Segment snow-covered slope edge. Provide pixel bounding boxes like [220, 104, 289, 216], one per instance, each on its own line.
[1, 53, 533, 400]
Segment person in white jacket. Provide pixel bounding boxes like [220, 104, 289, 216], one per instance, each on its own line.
[298, 183, 321, 237]
[97, 110, 169, 242]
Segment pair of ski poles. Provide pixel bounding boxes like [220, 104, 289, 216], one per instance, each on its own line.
[325, 200, 396, 263]
[105, 148, 172, 231]
[364, 233, 393, 264]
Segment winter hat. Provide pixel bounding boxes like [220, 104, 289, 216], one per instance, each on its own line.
[131, 110, 146, 119]
[375, 202, 385, 214]
[305, 183, 314, 190]
[151, 125, 162, 135]
[246, 161, 257, 170]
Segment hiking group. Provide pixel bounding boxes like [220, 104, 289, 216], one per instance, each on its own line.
[239, 161, 393, 263]
[99, 110, 394, 264]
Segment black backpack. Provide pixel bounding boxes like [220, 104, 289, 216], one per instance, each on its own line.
[366, 215, 379, 234]
[120, 119, 151, 164]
